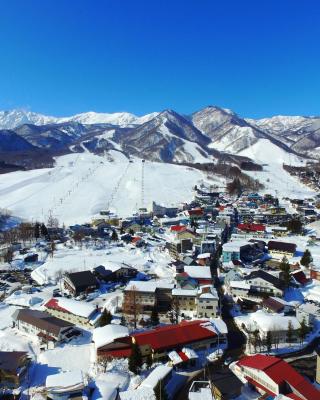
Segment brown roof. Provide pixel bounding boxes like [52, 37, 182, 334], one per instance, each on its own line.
[268, 241, 296, 254]
[0, 351, 29, 374]
[262, 297, 284, 313]
[15, 309, 73, 337]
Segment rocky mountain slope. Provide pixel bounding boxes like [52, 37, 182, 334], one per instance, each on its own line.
[0, 106, 319, 170]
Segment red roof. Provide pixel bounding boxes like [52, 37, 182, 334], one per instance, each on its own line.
[238, 355, 320, 400]
[45, 298, 71, 314]
[237, 223, 266, 232]
[178, 351, 189, 362]
[99, 348, 132, 358]
[170, 225, 186, 232]
[188, 208, 203, 216]
[133, 320, 217, 352]
[292, 270, 309, 285]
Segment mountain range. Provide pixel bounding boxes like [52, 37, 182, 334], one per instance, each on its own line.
[0, 106, 319, 170]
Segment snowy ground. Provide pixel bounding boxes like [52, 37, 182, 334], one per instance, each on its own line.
[239, 139, 316, 199]
[0, 151, 211, 226]
[31, 240, 174, 285]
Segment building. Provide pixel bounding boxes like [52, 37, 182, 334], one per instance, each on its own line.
[12, 309, 75, 349]
[183, 265, 213, 285]
[44, 297, 101, 328]
[268, 240, 297, 260]
[123, 281, 174, 316]
[196, 286, 219, 318]
[0, 351, 31, 390]
[188, 381, 214, 400]
[94, 264, 137, 283]
[46, 370, 86, 400]
[234, 354, 320, 399]
[97, 320, 225, 362]
[244, 270, 284, 297]
[63, 270, 98, 297]
[211, 369, 243, 400]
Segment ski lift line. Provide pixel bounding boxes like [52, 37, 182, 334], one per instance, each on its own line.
[106, 161, 131, 210]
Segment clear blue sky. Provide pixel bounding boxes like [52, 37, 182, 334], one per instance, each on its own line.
[0, 0, 319, 118]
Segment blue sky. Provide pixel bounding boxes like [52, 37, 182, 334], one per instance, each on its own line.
[0, 0, 319, 118]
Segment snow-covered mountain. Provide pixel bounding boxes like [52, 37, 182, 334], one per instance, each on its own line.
[0, 106, 319, 170]
[0, 109, 159, 130]
[114, 109, 212, 163]
[247, 115, 320, 158]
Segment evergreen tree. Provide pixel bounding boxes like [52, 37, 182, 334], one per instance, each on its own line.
[40, 223, 48, 237]
[150, 306, 160, 326]
[99, 309, 113, 327]
[120, 315, 127, 326]
[111, 230, 118, 241]
[300, 249, 313, 268]
[266, 331, 272, 353]
[34, 222, 41, 239]
[287, 320, 294, 345]
[280, 256, 291, 289]
[128, 343, 143, 374]
[215, 199, 220, 208]
[298, 317, 309, 345]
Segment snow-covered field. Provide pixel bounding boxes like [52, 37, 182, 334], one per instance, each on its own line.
[31, 241, 174, 285]
[0, 151, 209, 225]
[239, 139, 316, 199]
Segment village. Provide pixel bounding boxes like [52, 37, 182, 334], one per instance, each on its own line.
[1, 185, 320, 400]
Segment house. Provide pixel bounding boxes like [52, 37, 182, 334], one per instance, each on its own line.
[152, 201, 178, 218]
[97, 320, 224, 362]
[44, 297, 101, 328]
[140, 365, 173, 393]
[46, 370, 86, 400]
[172, 285, 219, 319]
[94, 264, 137, 283]
[211, 369, 243, 400]
[93, 324, 130, 359]
[63, 270, 98, 297]
[12, 309, 75, 349]
[197, 253, 212, 266]
[123, 281, 174, 316]
[233, 354, 320, 400]
[187, 208, 204, 220]
[235, 310, 300, 343]
[262, 297, 294, 314]
[0, 351, 31, 390]
[291, 270, 310, 286]
[172, 288, 198, 318]
[196, 286, 219, 318]
[183, 265, 213, 285]
[237, 223, 265, 233]
[188, 381, 214, 400]
[222, 241, 251, 263]
[132, 320, 222, 362]
[244, 270, 284, 297]
[268, 240, 297, 259]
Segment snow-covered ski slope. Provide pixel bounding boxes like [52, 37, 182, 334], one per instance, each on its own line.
[0, 151, 209, 225]
[239, 139, 316, 199]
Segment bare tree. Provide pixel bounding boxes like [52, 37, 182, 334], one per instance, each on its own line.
[168, 297, 181, 324]
[122, 285, 142, 329]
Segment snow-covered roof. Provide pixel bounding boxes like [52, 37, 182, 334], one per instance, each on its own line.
[172, 288, 197, 297]
[210, 318, 228, 335]
[184, 266, 212, 279]
[45, 297, 96, 318]
[197, 253, 211, 259]
[125, 280, 174, 293]
[222, 241, 250, 252]
[140, 365, 173, 390]
[230, 280, 251, 290]
[119, 387, 156, 400]
[46, 370, 84, 392]
[93, 324, 129, 348]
